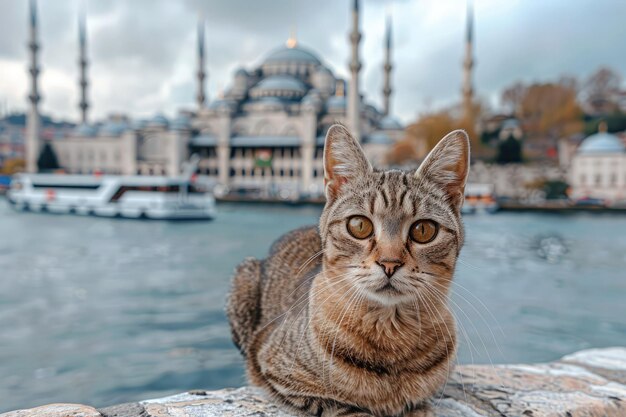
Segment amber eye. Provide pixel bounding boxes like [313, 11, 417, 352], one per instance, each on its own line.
[409, 220, 438, 244]
[347, 216, 374, 239]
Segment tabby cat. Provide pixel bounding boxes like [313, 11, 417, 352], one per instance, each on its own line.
[227, 124, 470, 416]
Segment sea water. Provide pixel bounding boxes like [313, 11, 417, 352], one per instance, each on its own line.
[0, 199, 624, 411]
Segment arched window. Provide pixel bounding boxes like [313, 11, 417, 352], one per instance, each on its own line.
[282, 125, 299, 137]
[255, 121, 275, 136]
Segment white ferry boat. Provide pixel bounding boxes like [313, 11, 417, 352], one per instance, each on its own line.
[7, 172, 216, 220]
[462, 183, 499, 214]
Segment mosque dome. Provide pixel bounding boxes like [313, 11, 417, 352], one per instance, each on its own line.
[171, 114, 191, 130]
[208, 98, 237, 114]
[245, 97, 286, 112]
[365, 131, 393, 145]
[75, 123, 98, 137]
[578, 132, 625, 154]
[234, 67, 249, 77]
[311, 66, 335, 95]
[148, 114, 169, 128]
[263, 45, 321, 66]
[249, 75, 307, 99]
[302, 89, 323, 112]
[326, 95, 347, 113]
[132, 119, 149, 130]
[100, 121, 128, 136]
[379, 116, 403, 130]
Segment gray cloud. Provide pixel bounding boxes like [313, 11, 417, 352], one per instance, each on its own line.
[0, 0, 625, 123]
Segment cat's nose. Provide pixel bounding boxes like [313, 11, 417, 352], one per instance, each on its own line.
[376, 259, 404, 278]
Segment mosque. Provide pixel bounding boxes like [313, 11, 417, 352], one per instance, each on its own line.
[569, 123, 626, 203]
[24, 0, 475, 199]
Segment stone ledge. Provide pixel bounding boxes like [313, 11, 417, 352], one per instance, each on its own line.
[2, 348, 625, 417]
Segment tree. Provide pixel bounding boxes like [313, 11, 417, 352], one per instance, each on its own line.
[501, 82, 526, 116]
[386, 139, 419, 166]
[518, 81, 583, 141]
[0, 158, 25, 175]
[37, 142, 61, 172]
[582, 67, 622, 114]
[496, 137, 523, 163]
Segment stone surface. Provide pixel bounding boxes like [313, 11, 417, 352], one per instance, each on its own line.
[0, 404, 102, 417]
[2, 347, 625, 417]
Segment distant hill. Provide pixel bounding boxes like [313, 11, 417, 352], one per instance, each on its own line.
[1, 112, 75, 129]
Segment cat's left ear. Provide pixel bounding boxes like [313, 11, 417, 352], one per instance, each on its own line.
[415, 129, 470, 211]
[323, 124, 372, 201]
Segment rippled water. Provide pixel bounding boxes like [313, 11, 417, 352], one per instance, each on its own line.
[0, 198, 625, 412]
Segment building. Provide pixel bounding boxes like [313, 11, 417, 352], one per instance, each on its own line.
[24, 0, 404, 198]
[569, 124, 626, 203]
[190, 34, 403, 196]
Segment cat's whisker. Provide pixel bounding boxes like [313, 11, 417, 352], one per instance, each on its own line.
[275, 274, 356, 354]
[257, 272, 355, 334]
[417, 272, 506, 359]
[414, 290, 460, 408]
[421, 283, 506, 393]
[287, 277, 360, 378]
[426, 284, 500, 392]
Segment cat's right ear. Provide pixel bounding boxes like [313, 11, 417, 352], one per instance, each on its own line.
[415, 129, 470, 211]
[323, 124, 372, 201]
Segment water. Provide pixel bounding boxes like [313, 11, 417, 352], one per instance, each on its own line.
[0, 199, 625, 412]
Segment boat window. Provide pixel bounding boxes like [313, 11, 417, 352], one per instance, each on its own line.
[32, 183, 101, 190]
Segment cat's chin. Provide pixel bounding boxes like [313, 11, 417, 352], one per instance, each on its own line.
[363, 286, 415, 307]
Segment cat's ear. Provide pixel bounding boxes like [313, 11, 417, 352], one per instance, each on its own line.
[415, 129, 470, 211]
[323, 124, 372, 201]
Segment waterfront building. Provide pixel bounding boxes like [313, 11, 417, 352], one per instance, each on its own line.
[569, 123, 626, 203]
[24, 0, 403, 196]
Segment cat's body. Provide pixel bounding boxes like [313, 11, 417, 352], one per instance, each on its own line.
[227, 125, 469, 417]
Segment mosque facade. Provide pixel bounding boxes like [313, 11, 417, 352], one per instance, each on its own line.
[569, 124, 626, 203]
[25, 0, 404, 198]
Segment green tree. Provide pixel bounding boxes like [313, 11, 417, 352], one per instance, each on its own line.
[37, 143, 61, 172]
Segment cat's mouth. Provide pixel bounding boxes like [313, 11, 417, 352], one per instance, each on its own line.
[376, 282, 402, 294]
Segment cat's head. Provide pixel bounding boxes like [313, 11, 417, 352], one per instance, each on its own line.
[319, 124, 469, 306]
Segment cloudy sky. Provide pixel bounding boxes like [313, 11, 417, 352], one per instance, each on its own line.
[0, 0, 625, 124]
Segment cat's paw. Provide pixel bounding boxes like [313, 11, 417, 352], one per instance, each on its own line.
[404, 404, 434, 417]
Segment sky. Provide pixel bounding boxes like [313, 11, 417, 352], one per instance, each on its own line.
[0, 0, 625, 124]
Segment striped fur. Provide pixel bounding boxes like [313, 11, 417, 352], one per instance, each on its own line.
[227, 125, 470, 417]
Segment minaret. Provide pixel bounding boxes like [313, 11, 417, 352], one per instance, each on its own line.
[347, 0, 362, 141]
[462, 0, 475, 118]
[26, 0, 42, 173]
[78, 2, 89, 124]
[196, 18, 207, 110]
[382, 13, 393, 116]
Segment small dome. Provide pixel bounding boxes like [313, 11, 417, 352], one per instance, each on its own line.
[132, 119, 149, 130]
[75, 123, 98, 137]
[208, 99, 237, 113]
[311, 66, 335, 94]
[171, 115, 191, 130]
[234, 67, 249, 77]
[578, 132, 625, 154]
[379, 116, 403, 130]
[100, 121, 128, 136]
[149, 114, 169, 127]
[302, 90, 322, 112]
[326, 95, 347, 112]
[250, 75, 307, 99]
[245, 97, 286, 112]
[501, 118, 520, 130]
[263, 45, 321, 66]
[365, 132, 393, 145]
